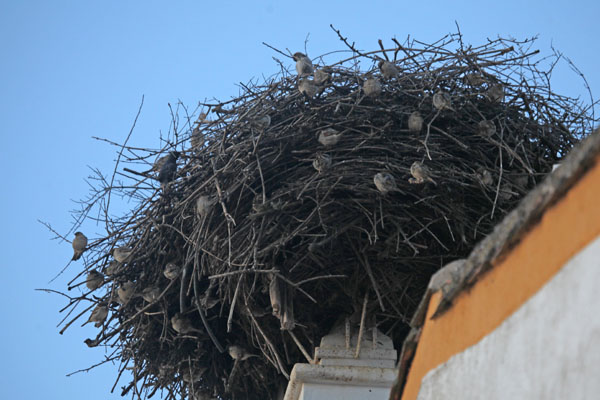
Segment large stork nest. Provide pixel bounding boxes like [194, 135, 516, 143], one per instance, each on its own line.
[51, 30, 596, 400]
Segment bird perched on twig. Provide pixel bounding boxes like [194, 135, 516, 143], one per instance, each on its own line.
[432, 91, 453, 111]
[408, 111, 424, 132]
[140, 286, 161, 303]
[293, 52, 313, 77]
[196, 195, 215, 217]
[117, 281, 135, 304]
[312, 153, 332, 173]
[363, 77, 382, 97]
[228, 345, 259, 361]
[409, 161, 437, 185]
[113, 247, 133, 263]
[171, 313, 203, 335]
[486, 83, 504, 102]
[86, 270, 104, 291]
[253, 115, 271, 131]
[298, 78, 318, 98]
[72, 232, 87, 261]
[478, 120, 496, 137]
[87, 303, 108, 327]
[465, 73, 485, 86]
[378, 60, 399, 80]
[317, 128, 342, 147]
[373, 172, 398, 194]
[314, 68, 332, 85]
[164, 263, 181, 280]
[158, 151, 179, 189]
[104, 260, 120, 276]
[476, 167, 494, 186]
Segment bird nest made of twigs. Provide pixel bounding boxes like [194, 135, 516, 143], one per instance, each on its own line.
[52, 29, 596, 400]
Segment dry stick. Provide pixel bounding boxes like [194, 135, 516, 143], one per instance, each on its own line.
[59, 302, 95, 335]
[192, 273, 225, 353]
[227, 275, 243, 333]
[355, 291, 369, 358]
[246, 307, 290, 380]
[287, 330, 313, 364]
[208, 269, 278, 280]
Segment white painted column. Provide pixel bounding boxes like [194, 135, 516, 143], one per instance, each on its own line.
[284, 325, 398, 400]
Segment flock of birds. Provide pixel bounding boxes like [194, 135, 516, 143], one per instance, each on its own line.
[67, 51, 510, 388]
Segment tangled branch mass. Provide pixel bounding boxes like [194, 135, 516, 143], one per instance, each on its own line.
[55, 30, 595, 400]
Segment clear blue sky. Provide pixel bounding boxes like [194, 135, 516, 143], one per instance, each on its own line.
[0, 1, 598, 399]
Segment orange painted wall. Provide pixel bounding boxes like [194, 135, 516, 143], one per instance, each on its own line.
[401, 156, 600, 400]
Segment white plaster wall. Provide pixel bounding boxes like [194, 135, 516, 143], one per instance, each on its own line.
[417, 235, 600, 400]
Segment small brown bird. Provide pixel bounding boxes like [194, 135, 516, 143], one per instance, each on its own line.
[141, 286, 161, 303]
[117, 281, 135, 304]
[408, 111, 424, 132]
[363, 77, 382, 97]
[314, 68, 332, 85]
[476, 168, 494, 186]
[317, 128, 342, 147]
[171, 313, 202, 335]
[181, 366, 208, 383]
[312, 153, 332, 173]
[164, 263, 181, 280]
[298, 78, 318, 98]
[410, 161, 437, 185]
[104, 260, 120, 276]
[86, 270, 104, 291]
[253, 115, 271, 131]
[228, 345, 259, 361]
[373, 172, 398, 194]
[158, 151, 179, 189]
[487, 84, 504, 102]
[465, 73, 485, 86]
[432, 91, 452, 111]
[293, 52, 313, 77]
[87, 304, 108, 327]
[478, 120, 496, 137]
[113, 247, 132, 263]
[72, 232, 88, 261]
[196, 195, 215, 217]
[378, 60, 399, 79]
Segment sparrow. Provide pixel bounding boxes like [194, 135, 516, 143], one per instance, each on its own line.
[486, 84, 504, 102]
[171, 313, 202, 335]
[141, 286, 161, 303]
[410, 161, 437, 185]
[158, 151, 179, 189]
[253, 115, 271, 131]
[87, 303, 108, 327]
[164, 263, 181, 280]
[228, 345, 259, 361]
[181, 366, 208, 383]
[117, 281, 135, 304]
[72, 232, 88, 261]
[191, 125, 203, 150]
[104, 260, 120, 276]
[378, 60, 399, 79]
[312, 153, 332, 173]
[498, 182, 515, 201]
[113, 247, 133, 263]
[317, 128, 342, 147]
[293, 52, 313, 77]
[373, 172, 398, 194]
[298, 78, 318, 98]
[408, 111, 424, 132]
[314, 68, 332, 85]
[196, 195, 215, 217]
[432, 91, 452, 111]
[465, 73, 485, 86]
[478, 120, 496, 137]
[86, 270, 104, 291]
[476, 167, 493, 186]
[363, 77, 382, 97]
